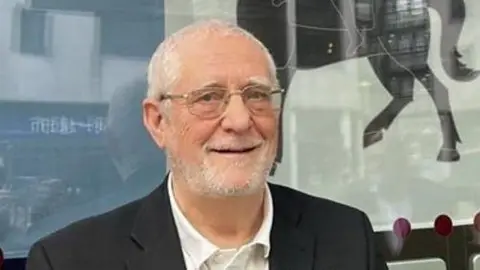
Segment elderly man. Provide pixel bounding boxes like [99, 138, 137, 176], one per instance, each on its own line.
[25, 20, 388, 270]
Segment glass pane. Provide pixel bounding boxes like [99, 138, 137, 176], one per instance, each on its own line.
[1, 0, 480, 269]
[0, 0, 167, 258]
[236, 0, 479, 269]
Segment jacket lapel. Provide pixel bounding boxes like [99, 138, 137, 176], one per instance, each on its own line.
[125, 178, 187, 270]
[269, 216, 315, 270]
[268, 183, 339, 270]
[268, 184, 314, 270]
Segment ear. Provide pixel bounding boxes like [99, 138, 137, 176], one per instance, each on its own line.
[142, 97, 168, 149]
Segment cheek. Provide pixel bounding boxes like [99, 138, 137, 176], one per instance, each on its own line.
[255, 117, 279, 141]
[167, 116, 215, 154]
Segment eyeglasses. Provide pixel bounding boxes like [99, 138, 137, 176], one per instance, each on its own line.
[158, 85, 284, 119]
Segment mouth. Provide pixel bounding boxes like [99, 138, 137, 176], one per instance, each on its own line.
[209, 145, 259, 155]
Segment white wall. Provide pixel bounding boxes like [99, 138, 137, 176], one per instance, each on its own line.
[0, 1, 151, 102]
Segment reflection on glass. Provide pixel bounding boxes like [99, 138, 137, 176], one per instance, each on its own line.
[237, 0, 480, 268]
[0, 0, 166, 258]
[1, 0, 480, 269]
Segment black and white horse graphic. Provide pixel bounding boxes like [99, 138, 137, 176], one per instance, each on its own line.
[237, 0, 479, 173]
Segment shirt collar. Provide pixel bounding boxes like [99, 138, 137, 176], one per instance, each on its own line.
[167, 173, 273, 268]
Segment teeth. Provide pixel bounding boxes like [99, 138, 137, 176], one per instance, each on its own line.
[208, 144, 260, 153]
[213, 147, 254, 152]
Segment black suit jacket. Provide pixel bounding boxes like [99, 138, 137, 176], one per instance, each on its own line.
[25, 180, 388, 270]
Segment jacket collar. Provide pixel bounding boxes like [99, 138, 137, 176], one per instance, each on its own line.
[125, 175, 318, 270]
[126, 175, 186, 270]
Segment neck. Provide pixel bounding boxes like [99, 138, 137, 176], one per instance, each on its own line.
[172, 175, 266, 249]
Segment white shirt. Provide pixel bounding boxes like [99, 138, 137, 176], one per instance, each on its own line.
[168, 174, 273, 270]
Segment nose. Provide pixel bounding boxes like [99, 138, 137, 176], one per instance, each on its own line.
[220, 94, 252, 132]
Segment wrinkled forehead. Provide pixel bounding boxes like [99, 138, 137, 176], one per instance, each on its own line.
[175, 34, 274, 92]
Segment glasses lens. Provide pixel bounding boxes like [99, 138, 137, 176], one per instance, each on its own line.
[188, 88, 227, 117]
[243, 86, 282, 114]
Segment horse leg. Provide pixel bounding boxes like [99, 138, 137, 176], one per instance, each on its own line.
[429, 0, 479, 81]
[364, 56, 415, 147]
[363, 98, 413, 147]
[414, 69, 461, 162]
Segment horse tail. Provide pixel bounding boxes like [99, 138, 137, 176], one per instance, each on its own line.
[428, 0, 479, 82]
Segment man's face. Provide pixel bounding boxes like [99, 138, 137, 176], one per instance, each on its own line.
[146, 33, 279, 197]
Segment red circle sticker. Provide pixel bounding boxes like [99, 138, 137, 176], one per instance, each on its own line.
[393, 217, 412, 239]
[434, 214, 453, 237]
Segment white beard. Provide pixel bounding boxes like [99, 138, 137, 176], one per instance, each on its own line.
[168, 144, 274, 197]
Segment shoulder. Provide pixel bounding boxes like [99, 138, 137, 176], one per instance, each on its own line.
[27, 197, 144, 268]
[268, 183, 388, 269]
[269, 182, 371, 229]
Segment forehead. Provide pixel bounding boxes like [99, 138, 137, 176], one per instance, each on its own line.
[176, 34, 272, 90]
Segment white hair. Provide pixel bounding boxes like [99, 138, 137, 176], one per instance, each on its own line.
[146, 19, 278, 100]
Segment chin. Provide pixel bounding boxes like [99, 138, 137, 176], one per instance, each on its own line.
[203, 172, 266, 197]
[215, 183, 263, 197]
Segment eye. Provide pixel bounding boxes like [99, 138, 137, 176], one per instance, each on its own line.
[191, 89, 225, 103]
[244, 87, 271, 101]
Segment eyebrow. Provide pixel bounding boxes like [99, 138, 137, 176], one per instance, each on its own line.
[198, 76, 273, 89]
[198, 81, 224, 89]
[246, 76, 273, 87]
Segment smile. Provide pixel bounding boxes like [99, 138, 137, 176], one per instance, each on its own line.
[209, 146, 258, 154]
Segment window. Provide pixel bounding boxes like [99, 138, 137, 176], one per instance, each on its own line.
[99, 10, 164, 58]
[396, 0, 409, 11]
[399, 76, 413, 98]
[399, 33, 413, 52]
[13, 8, 51, 56]
[414, 31, 428, 51]
[412, 0, 424, 10]
[386, 1, 396, 13]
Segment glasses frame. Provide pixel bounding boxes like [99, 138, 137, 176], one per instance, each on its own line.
[158, 85, 285, 119]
